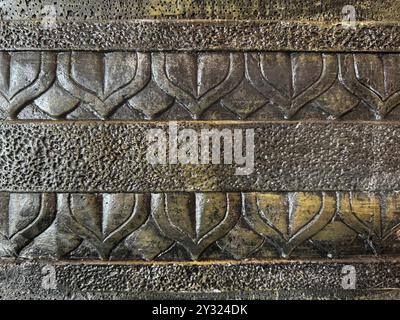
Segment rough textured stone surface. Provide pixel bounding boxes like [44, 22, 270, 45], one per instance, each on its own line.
[0, 259, 398, 300]
[0, 122, 400, 192]
[1, 20, 400, 52]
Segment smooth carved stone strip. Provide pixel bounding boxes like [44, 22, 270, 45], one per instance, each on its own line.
[4, 51, 400, 120]
[0, 192, 397, 261]
[2, 121, 400, 192]
[1, 20, 400, 52]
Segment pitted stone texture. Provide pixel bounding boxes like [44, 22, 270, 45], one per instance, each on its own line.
[3, 51, 400, 120]
[0, 0, 399, 21]
[1, 20, 400, 51]
[1, 1, 399, 51]
[0, 122, 400, 192]
[0, 259, 398, 299]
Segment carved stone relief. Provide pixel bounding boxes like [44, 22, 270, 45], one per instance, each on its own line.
[0, 0, 399, 299]
[0, 192, 397, 261]
[2, 52, 400, 121]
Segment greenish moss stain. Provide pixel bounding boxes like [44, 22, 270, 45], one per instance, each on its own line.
[1, 1, 399, 21]
[140, 0, 400, 21]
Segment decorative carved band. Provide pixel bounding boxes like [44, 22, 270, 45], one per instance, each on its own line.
[0, 0, 396, 52]
[1, 192, 399, 261]
[3, 52, 400, 120]
[0, 0, 397, 22]
[1, 259, 399, 299]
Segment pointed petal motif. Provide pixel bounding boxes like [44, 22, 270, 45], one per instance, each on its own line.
[0, 52, 56, 118]
[220, 79, 268, 119]
[67, 193, 149, 259]
[128, 80, 175, 119]
[243, 192, 336, 257]
[19, 194, 83, 260]
[247, 53, 337, 119]
[57, 52, 151, 119]
[34, 83, 80, 118]
[0, 52, 40, 99]
[152, 193, 241, 260]
[312, 81, 360, 118]
[217, 217, 265, 259]
[152, 52, 244, 119]
[339, 54, 400, 118]
[125, 217, 174, 261]
[338, 192, 400, 253]
[0, 193, 56, 257]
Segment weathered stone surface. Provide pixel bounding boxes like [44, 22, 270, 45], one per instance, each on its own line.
[1, 1, 400, 51]
[1, 122, 400, 192]
[0, 192, 397, 261]
[0, 259, 398, 300]
[2, 52, 400, 120]
[1, 0, 400, 300]
[1, 20, 400, 52]
[1, 0, 399, 21]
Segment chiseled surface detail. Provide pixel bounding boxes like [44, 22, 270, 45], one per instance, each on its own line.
[3, 52, 400, 120]
[2, 122, 400, 192]
[0, 192, 398, 261]
[1, 0, 399, 21]
[3, 20, 400, 52]
[1, 1, 400, 52]
[2, 0, 400, 53]
[0, 259, 399, 300]
[1, 0, 400, 300]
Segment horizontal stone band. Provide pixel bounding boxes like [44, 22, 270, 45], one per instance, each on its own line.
[5, 51, 400, 122]
[0, 0, 398, 22]
[1, 1, 400, 52]
[0, 121, 399, 192]
[3, 192, 400, 261]
[1, 20, 400, 51]
[0, 259, 398, 299]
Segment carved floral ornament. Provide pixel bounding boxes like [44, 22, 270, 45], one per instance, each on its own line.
[1, 52, 400, 120]
[1, 51, 400, 263]
[0, 192, 399, 261]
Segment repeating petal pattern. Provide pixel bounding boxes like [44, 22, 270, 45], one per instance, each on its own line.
[57, 52, 151, 119]
[66, 193, 150, 259]
[246, 53, 338, 119]
[243, 192, 337, 257]
[152, 52, 244, 119]
[2, 51, 400, 120]
[3, 192, 400, 260]
[338, 192, 400, 253]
